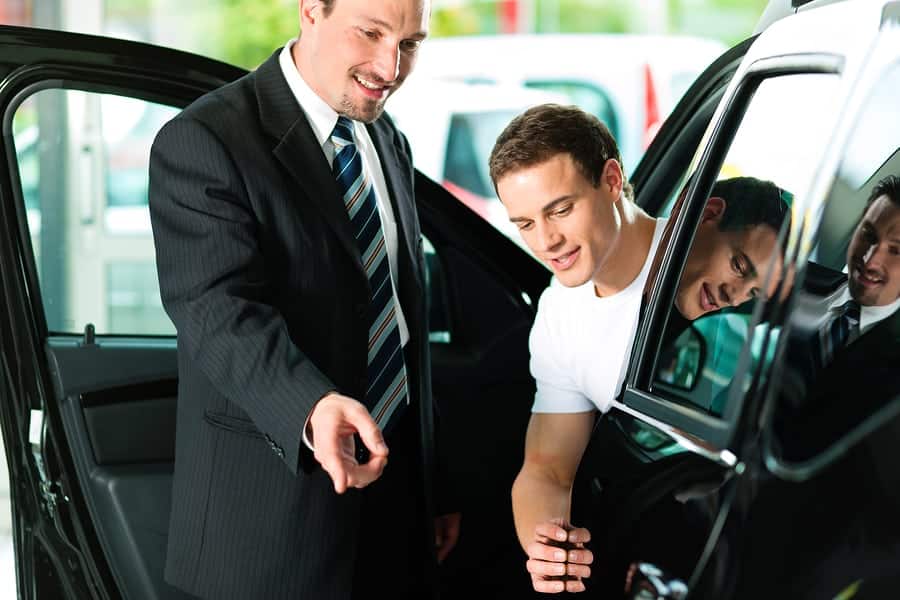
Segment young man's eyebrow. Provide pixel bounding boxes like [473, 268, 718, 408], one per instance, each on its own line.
[541, 196, 575, 213]
[508, 196, 575, 223]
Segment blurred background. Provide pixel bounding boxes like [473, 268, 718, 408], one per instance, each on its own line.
[0, 0, 768, 596]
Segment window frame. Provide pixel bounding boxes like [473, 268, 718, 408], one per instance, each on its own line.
[622, 53, 845, 451]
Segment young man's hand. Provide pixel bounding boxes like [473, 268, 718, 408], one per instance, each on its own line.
[525, 519, 593, 593]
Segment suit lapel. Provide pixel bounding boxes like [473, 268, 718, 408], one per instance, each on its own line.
[255, 51, 364, 277]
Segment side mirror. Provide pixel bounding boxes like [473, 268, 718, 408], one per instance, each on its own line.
[654, 324, 706, 392]
[625, 562, 688, 600]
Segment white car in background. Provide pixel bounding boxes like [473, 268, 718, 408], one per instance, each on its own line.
[412, 33, 728, 173]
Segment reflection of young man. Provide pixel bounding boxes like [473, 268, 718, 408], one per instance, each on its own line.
[488, 104, 789, 593]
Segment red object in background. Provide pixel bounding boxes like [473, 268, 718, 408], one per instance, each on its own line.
[0, 0, 31, 25]
[642, 62, 661, 149]
[443, 180, 491, 220]
[498, 0, 519, 34]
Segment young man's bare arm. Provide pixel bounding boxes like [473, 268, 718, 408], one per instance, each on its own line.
[512, 411, 595, 548]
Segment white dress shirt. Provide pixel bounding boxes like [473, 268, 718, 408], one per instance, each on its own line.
[278, 39, 410, 346]
[279, 41, 411, 449]
[828, 285, 900, 337]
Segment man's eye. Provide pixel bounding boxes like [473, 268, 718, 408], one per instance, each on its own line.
[400, 39, 421, 53]
[517, 222, 533, 231]
[360, 28, 378, 39]
[731, 256, 747, 277]
[552, 205, 572, 217]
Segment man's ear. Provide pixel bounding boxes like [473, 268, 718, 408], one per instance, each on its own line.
[601, 158, 623, 200]
[300, 0, 320, 26]
[701, 196, 726, 223]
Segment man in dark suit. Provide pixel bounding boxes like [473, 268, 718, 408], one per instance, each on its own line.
[147, 0, 459, 598]
[779, 174, 900, 461]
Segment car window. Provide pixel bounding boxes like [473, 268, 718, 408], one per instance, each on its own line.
[651, 72, 843, 417]
[12, 88, 178, 335]
[769, 59, 900, 465]
[11, 87, 453, 339]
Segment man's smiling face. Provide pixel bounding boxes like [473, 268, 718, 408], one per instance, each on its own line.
[847, 194, 900, 307]
[675, 197, 782, 320]
[497, 153, 622, 289]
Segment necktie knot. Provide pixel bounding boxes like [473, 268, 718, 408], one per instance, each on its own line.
[331, 116, 355, 149]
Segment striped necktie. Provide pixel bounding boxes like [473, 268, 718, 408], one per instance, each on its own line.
[331, 117, 409, 431]
[817, 298, 861, 369]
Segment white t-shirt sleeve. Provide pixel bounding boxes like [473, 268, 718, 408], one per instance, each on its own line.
[529, 286, 596, 413]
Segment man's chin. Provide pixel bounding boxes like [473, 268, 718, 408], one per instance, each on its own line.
[674, 296, 698, 320]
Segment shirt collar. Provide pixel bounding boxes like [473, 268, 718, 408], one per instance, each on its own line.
[831, 284, 900, 332]
[278, 38, 339, 149]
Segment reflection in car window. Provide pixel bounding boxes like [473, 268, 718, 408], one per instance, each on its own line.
[771, 61, 900, 464]
[652, 73, 842, 417]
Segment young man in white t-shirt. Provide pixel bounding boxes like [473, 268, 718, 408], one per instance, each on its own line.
[488, 104, 790, 593]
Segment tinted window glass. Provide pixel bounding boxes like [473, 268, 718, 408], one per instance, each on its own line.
[652, 73, 841, 417]
[12, 88, 178, 335]
[771, 61, 900, 463]
[11, 88, 455, 342]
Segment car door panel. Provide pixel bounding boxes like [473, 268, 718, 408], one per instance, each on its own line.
[414, 173, 550, 597]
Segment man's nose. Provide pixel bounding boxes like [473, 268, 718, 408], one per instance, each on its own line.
[372, 42, 400, 82]
[535, 222, 562, 252]
[862, 242, 886, 270]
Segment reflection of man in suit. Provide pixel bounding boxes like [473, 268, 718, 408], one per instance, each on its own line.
[781, 175, 900, 459]
[148, 1, 458, 599]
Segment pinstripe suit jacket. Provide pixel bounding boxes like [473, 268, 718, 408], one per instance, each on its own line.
[148, 51, 437, 599]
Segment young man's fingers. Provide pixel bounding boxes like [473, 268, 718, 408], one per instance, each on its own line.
[526, 558, 568, 578]
[566, 561, 591, 579]
[568, 526, 591, 545]
[526, 541, 569, 563]
[530, 575, 566, 594]
[565, 577, 587, 593]
[567, 548, 594, 565]
[534, 521, 570, 544]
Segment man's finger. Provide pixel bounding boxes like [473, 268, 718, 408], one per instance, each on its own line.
[348, 408, 389, 458]
[347, 454, 388, 489]
[526, 558, 568, 577]
[526, 541, 568, 563]
[530, 575, 566, 594]
[313, 426, 350, 494]
[535, 521, 570, 544]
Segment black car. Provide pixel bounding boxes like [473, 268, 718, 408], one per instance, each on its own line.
[1, 0, 899, 598]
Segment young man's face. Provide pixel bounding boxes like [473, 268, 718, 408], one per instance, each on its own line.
[675, 198, 781, 320]
[298, 0, 429, 122]
[846, 194, 900, 307]
[496, 153, 622, 288]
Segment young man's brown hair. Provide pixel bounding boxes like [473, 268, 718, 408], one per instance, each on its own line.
[488, 103, 634, 200]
